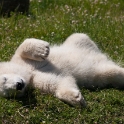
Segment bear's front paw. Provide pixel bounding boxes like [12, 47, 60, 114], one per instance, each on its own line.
[23, 38, 50, 61]
[56, 89, 86, 107]
[33, 42, 50, 61]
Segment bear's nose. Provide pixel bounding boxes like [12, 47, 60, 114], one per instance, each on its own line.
[16, 81, 25, 91]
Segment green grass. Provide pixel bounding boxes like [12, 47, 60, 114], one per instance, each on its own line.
[0, 0, 124, 123]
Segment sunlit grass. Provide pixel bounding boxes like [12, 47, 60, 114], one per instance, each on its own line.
[0, 0, 124, 123]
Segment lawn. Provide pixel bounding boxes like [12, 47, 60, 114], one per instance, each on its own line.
[0, 0, 124, 123]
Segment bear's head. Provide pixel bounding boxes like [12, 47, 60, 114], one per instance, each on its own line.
[0, 62, 32, 97]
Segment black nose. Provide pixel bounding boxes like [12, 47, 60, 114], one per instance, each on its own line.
[16, 82, 25, 91]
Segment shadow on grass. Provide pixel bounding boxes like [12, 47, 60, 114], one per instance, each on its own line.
[7, 88, 38, 108]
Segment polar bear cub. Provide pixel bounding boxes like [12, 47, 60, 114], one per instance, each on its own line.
[0, 33, 124, 107]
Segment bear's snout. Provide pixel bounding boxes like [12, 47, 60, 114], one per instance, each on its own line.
[16, 80, 25, 91]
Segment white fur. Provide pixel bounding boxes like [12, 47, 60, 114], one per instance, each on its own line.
[0, 33, 124, 107]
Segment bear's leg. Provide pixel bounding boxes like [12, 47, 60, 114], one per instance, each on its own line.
[90, 64, 124, 89]
[14, 38, 50, 61]
[63, 33, 99, 51]
[33, 72, 86, 107]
